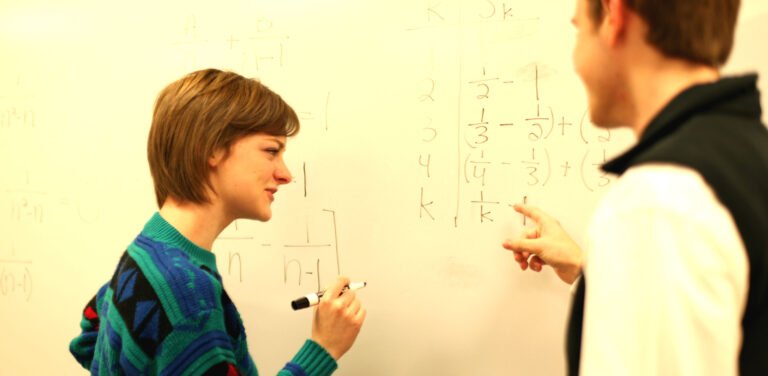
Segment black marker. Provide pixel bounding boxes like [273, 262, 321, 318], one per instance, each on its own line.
[291, 281, 367, 310]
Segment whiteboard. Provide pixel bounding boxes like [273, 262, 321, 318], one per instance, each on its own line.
[0, 1, 764, 375]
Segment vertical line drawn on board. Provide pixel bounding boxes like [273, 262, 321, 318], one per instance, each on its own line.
[523, 195, 528, 225]
[314, 258, 321, 291]
[454, 15, 465, 228]
[535, 63, 540, 102]
[228, 251, 243, 282]
[325, 92, 331, 131]
[322, 209, 341, 275]
[452, 5, 470, 228]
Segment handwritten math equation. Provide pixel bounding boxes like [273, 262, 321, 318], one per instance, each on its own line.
[410, 3, 624, 226]
[172, 14, 289, 74]
[215, 163, 342, 293]
[0, 258, 33, 302]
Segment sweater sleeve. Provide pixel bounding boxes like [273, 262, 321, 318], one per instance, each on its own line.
[278, 340, 337, 376]
[154, 309, 245, 375]
[200, 339, 337, 376]
[69, 285, 107, 370]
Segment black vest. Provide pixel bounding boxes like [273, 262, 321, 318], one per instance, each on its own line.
[566, 75, 768, 375]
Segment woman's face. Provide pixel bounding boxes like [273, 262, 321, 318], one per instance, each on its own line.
[208, 132, 293, 222]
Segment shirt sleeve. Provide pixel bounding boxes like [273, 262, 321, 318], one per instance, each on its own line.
[579, 165, 748, 375]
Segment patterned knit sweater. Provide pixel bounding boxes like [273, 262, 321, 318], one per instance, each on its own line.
[70, 213, 337, 375]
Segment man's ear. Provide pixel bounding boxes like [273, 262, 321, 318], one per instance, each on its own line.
[601, 0, 629, 46]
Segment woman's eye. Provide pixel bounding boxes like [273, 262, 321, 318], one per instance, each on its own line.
[265, 148, 279, 156]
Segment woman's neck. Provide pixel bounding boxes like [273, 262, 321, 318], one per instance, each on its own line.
[158, 197, 230, 251]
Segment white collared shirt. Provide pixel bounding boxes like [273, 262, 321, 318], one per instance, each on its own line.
[579, 164, 749, 375]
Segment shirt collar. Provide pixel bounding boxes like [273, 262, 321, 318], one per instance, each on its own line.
[141, 212, 218, 273]
[602, 74, 762, 175]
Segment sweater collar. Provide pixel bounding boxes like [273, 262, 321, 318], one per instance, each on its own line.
[141, 212, 218, 273]
[602, 74, 762, 175]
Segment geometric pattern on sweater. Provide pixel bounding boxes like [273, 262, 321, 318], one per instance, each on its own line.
[110, 251, 172, 353]
[71, 239, 253, 374]
[70, 213, 338, 376]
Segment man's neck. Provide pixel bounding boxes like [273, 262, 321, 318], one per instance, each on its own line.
[626, 59, 720, 136]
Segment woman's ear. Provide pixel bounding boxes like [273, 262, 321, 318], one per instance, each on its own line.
[209, 147, 226, 168]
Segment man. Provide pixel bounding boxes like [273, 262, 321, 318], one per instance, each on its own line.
[503, 0, 768, 375]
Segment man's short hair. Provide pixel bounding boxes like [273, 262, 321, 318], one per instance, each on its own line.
[147, 69, 299, 207]
[586, 0, 740, 67]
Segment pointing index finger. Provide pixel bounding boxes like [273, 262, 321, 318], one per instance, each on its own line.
[513, 203, 545, 224]
[503, 237, 543, 256]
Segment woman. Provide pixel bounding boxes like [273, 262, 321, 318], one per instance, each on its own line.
[70, 69, 366, 375]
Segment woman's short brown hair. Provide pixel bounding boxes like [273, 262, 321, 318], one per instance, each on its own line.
[147, 69, 299, 207]
[587, 0, 740, 67]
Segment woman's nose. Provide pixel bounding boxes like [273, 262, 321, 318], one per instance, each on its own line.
[275, 160, 292, 185]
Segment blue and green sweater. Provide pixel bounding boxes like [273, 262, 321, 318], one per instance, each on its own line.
[70, 213, 337, 375]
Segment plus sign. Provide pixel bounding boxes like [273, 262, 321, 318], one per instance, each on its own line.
[227, 35, 239, 49]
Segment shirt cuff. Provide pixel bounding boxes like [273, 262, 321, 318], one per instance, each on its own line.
[570, 275, 582, 295]
[286, 339, 338, 376]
